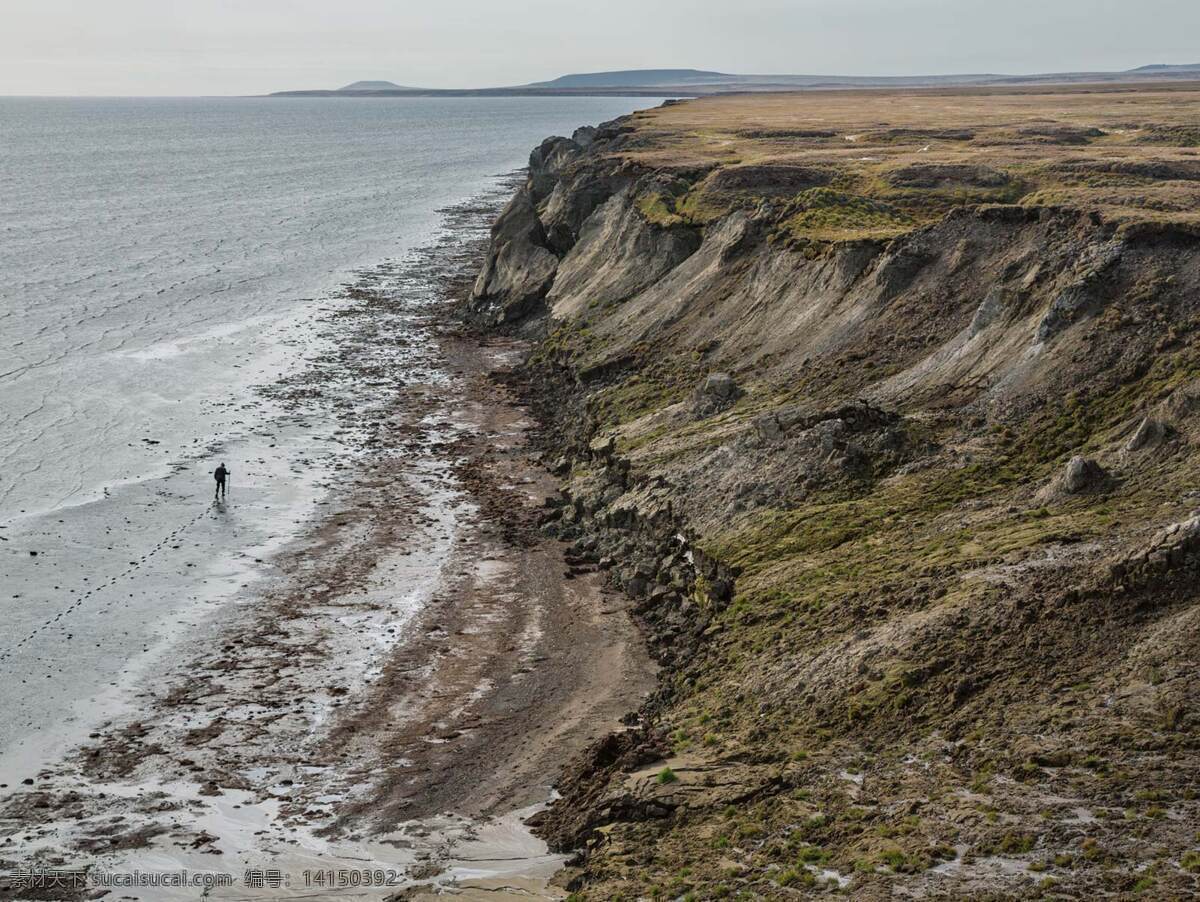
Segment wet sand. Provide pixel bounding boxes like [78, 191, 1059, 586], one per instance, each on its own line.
[0, 189, 655, 899]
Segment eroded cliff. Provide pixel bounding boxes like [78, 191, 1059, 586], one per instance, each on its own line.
[466, 86, 1200, 899]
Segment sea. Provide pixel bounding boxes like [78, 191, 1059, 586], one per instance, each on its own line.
[0, 95, 658, 779]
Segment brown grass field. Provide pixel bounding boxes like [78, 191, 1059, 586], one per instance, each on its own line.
[618, 82, 1200, 240]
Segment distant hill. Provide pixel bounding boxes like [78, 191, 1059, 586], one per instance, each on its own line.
[1127, 63, 1200, 72]
[526, 65, 1200, 91]
[336, 80, 417, 92]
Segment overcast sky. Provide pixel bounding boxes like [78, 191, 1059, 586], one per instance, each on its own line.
[2, 0, 1197, 96]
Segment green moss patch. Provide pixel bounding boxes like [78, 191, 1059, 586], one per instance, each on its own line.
[778, 188, 914, 242]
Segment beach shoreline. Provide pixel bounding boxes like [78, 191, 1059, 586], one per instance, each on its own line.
[0, 175, 655, 901]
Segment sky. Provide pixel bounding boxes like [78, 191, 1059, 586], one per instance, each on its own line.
[2, 0, 1198, 96]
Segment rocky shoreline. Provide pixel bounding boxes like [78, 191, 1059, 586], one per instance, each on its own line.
[0, 179, 655, 902]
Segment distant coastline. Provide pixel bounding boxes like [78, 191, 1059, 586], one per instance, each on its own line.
[269, 86, 687, 98]
[270, 63, 1200, 97]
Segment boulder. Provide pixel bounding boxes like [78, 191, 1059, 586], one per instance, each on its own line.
[754, 413, 783, 443]
[1062, 456, 1106, 494]
[1035, 455, 1108, 504]
[589, 434, 616, 459]
[691, 373, 743, 419]
[703, 373, 738, 400]
[625, 576, 649, 598]
[1125, 417, 1167, 453]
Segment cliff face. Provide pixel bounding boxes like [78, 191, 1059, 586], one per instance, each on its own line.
[467, 92, 1200, 898]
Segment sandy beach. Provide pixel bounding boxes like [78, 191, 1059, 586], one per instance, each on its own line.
[0, 186, 655, 900]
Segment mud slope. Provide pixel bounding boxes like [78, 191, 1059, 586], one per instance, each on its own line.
[465, 86, 1200, 899]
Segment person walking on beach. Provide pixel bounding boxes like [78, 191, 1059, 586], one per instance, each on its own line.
[213, 463, 230, 500]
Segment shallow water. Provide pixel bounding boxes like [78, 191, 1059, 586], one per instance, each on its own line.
[0, 95, 659, 779]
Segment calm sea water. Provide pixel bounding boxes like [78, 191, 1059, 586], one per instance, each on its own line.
[0, 96, 653, 521]
[0, 95, 659, 777]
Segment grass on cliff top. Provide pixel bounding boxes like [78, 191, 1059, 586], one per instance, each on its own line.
[620, 84, 1200, 229]
[635, 192, 689, 228]
[635, 183, 741, 229]
[637, 169, 1024, 243]
[777, 187, 914, 242]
